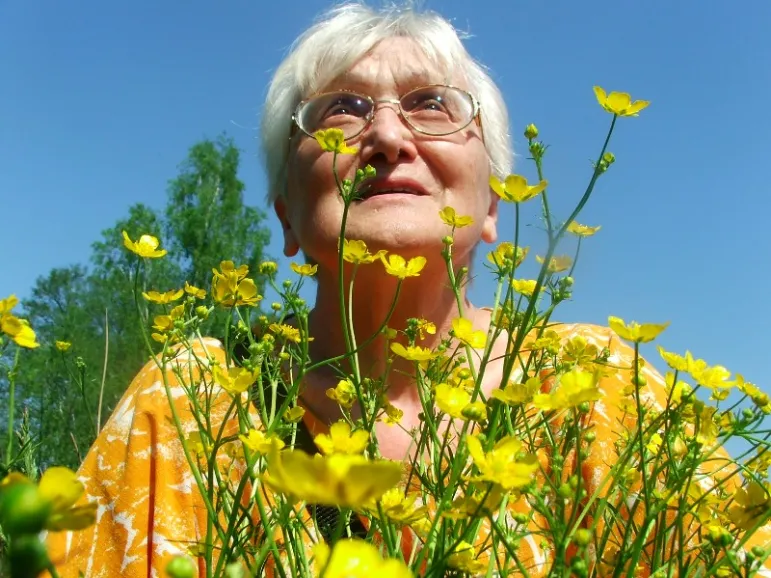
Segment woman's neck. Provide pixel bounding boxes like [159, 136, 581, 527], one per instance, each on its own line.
[305, 261, 481, 403]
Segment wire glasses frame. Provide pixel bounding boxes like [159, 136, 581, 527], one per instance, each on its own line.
[289, 84, 484, 143]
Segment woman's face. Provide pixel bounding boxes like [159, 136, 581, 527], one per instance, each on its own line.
[276, 37, 498, 269]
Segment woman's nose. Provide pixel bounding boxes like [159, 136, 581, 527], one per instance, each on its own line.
[358, 103, 418, 165]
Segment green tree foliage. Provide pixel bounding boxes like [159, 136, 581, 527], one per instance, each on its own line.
[5, 135, 271, 470]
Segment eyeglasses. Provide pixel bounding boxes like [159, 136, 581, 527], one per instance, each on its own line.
[291, 84, 481, 141]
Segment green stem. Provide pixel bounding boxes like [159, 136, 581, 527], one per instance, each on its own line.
[4, 348, 20, 467]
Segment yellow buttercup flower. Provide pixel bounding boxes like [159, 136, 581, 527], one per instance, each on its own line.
[438, 206, 474, 228]
[142, 288, 184, 304]
[380, 254, 426, 279]
[491, 376, 542, 406]
[535, 254, 573, 273]
[212, 364, 260, 395]
[210, 261, 261, 306]
[290, 262, 318, 276]
[531, 329, 562, 354]
[366, 488, 428, 526]
[466, 434, 538, 490]
[608, 316, 670, 343]
[269, 323, 302, 343]
[55, 340, 72, 352]
[532, 369, 601, 411]
[239, 429, 285, 455]
[487, 243, 529, 271]
[1, 316, 40, 349]
[451, 317, 486, 349]
[186, 431, 208, 456]
[342, 239, 387, 265]
[381, 399, 403, 426]
[262, 443, 401, 508]
[0, 467, 97, 533]
[184, 282, 206, 299]
[151, 304, 185, 339]
[562, 335, 599, 367]
[314, 128, 358, 154]
[213, 260, 249, 281]
[0, 294, 18, 316]
[490, 175, 548, 203]
[390, 343, 439, 363]
[693, 363, 735, 390]
[657, 346, 690, 372]
[314, 421, 369, 456]
[511, 279, 538, 297]
[283, 406, 306, 423]
[0, 295, 40, 349]
[447, 541, 487, 575]
[435, 383, 471, 419]
[593, 86, 650, 117]
[728, 482, 771, 531]
[121, 230, 167, 258]
[566, 221, 601, 237]
[415, 318, 436, 340]
[313, 538, 413, 578]
[326, 378, 358, 409]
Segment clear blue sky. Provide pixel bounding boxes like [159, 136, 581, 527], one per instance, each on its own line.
[2, 0, 769, 391]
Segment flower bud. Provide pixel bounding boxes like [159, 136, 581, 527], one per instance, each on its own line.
[282, 280, 292, 289]
[705, 525, 732, 548]
[0, 483, 51, 536]
[524, 124, 539, 140]
[570, 557, 588, 578]
[573, 528, 593, 547]
[195, 306, 209, 320]
[603, 152, 616, 165]
[259, 261, 278, 275]
[442, 235, 454, 246]
[9, 535, 49, 578]
[557, 483, 573, 499]
[461, 401, 487, 423]
[271, 302, 282, 311]
[513, 513, 529, 525]
[631, 374, 647, 387]
[166, 555, 196, 578]
[363, 164, 377, 179]
[583, 431, 596, 443]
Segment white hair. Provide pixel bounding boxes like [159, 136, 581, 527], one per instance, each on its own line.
[260, 1, 514, 205]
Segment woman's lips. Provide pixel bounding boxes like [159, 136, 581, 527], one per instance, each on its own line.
[357, 177, 429, 200]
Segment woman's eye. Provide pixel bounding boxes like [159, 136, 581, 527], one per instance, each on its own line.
[406, 92, 450, 114]
[322, 95, 369, 118]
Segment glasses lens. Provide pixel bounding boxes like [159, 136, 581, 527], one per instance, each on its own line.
[296, 92, 372, 139]
[400, 86, 475, 135]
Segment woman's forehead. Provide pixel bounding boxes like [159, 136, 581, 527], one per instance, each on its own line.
[322, 37, 462, 95]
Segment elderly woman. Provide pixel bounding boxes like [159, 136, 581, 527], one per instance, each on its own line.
[47, 2, 770, 577]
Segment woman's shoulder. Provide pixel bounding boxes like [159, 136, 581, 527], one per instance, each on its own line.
[99, 337, 228, 436]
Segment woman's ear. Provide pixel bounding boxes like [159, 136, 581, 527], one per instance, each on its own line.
[274, 198, 300, 257]
[481, 190, 499, 244]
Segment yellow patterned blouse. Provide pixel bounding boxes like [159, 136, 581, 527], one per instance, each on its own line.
[45, 324, 771, 577]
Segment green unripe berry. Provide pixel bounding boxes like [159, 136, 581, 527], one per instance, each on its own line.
[573, 528, 593, 547]
[166, 555, 196, 578]
[0, 483, 51, 537]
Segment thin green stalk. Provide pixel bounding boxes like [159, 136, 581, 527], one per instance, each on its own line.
[4, 348, 20, 467]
